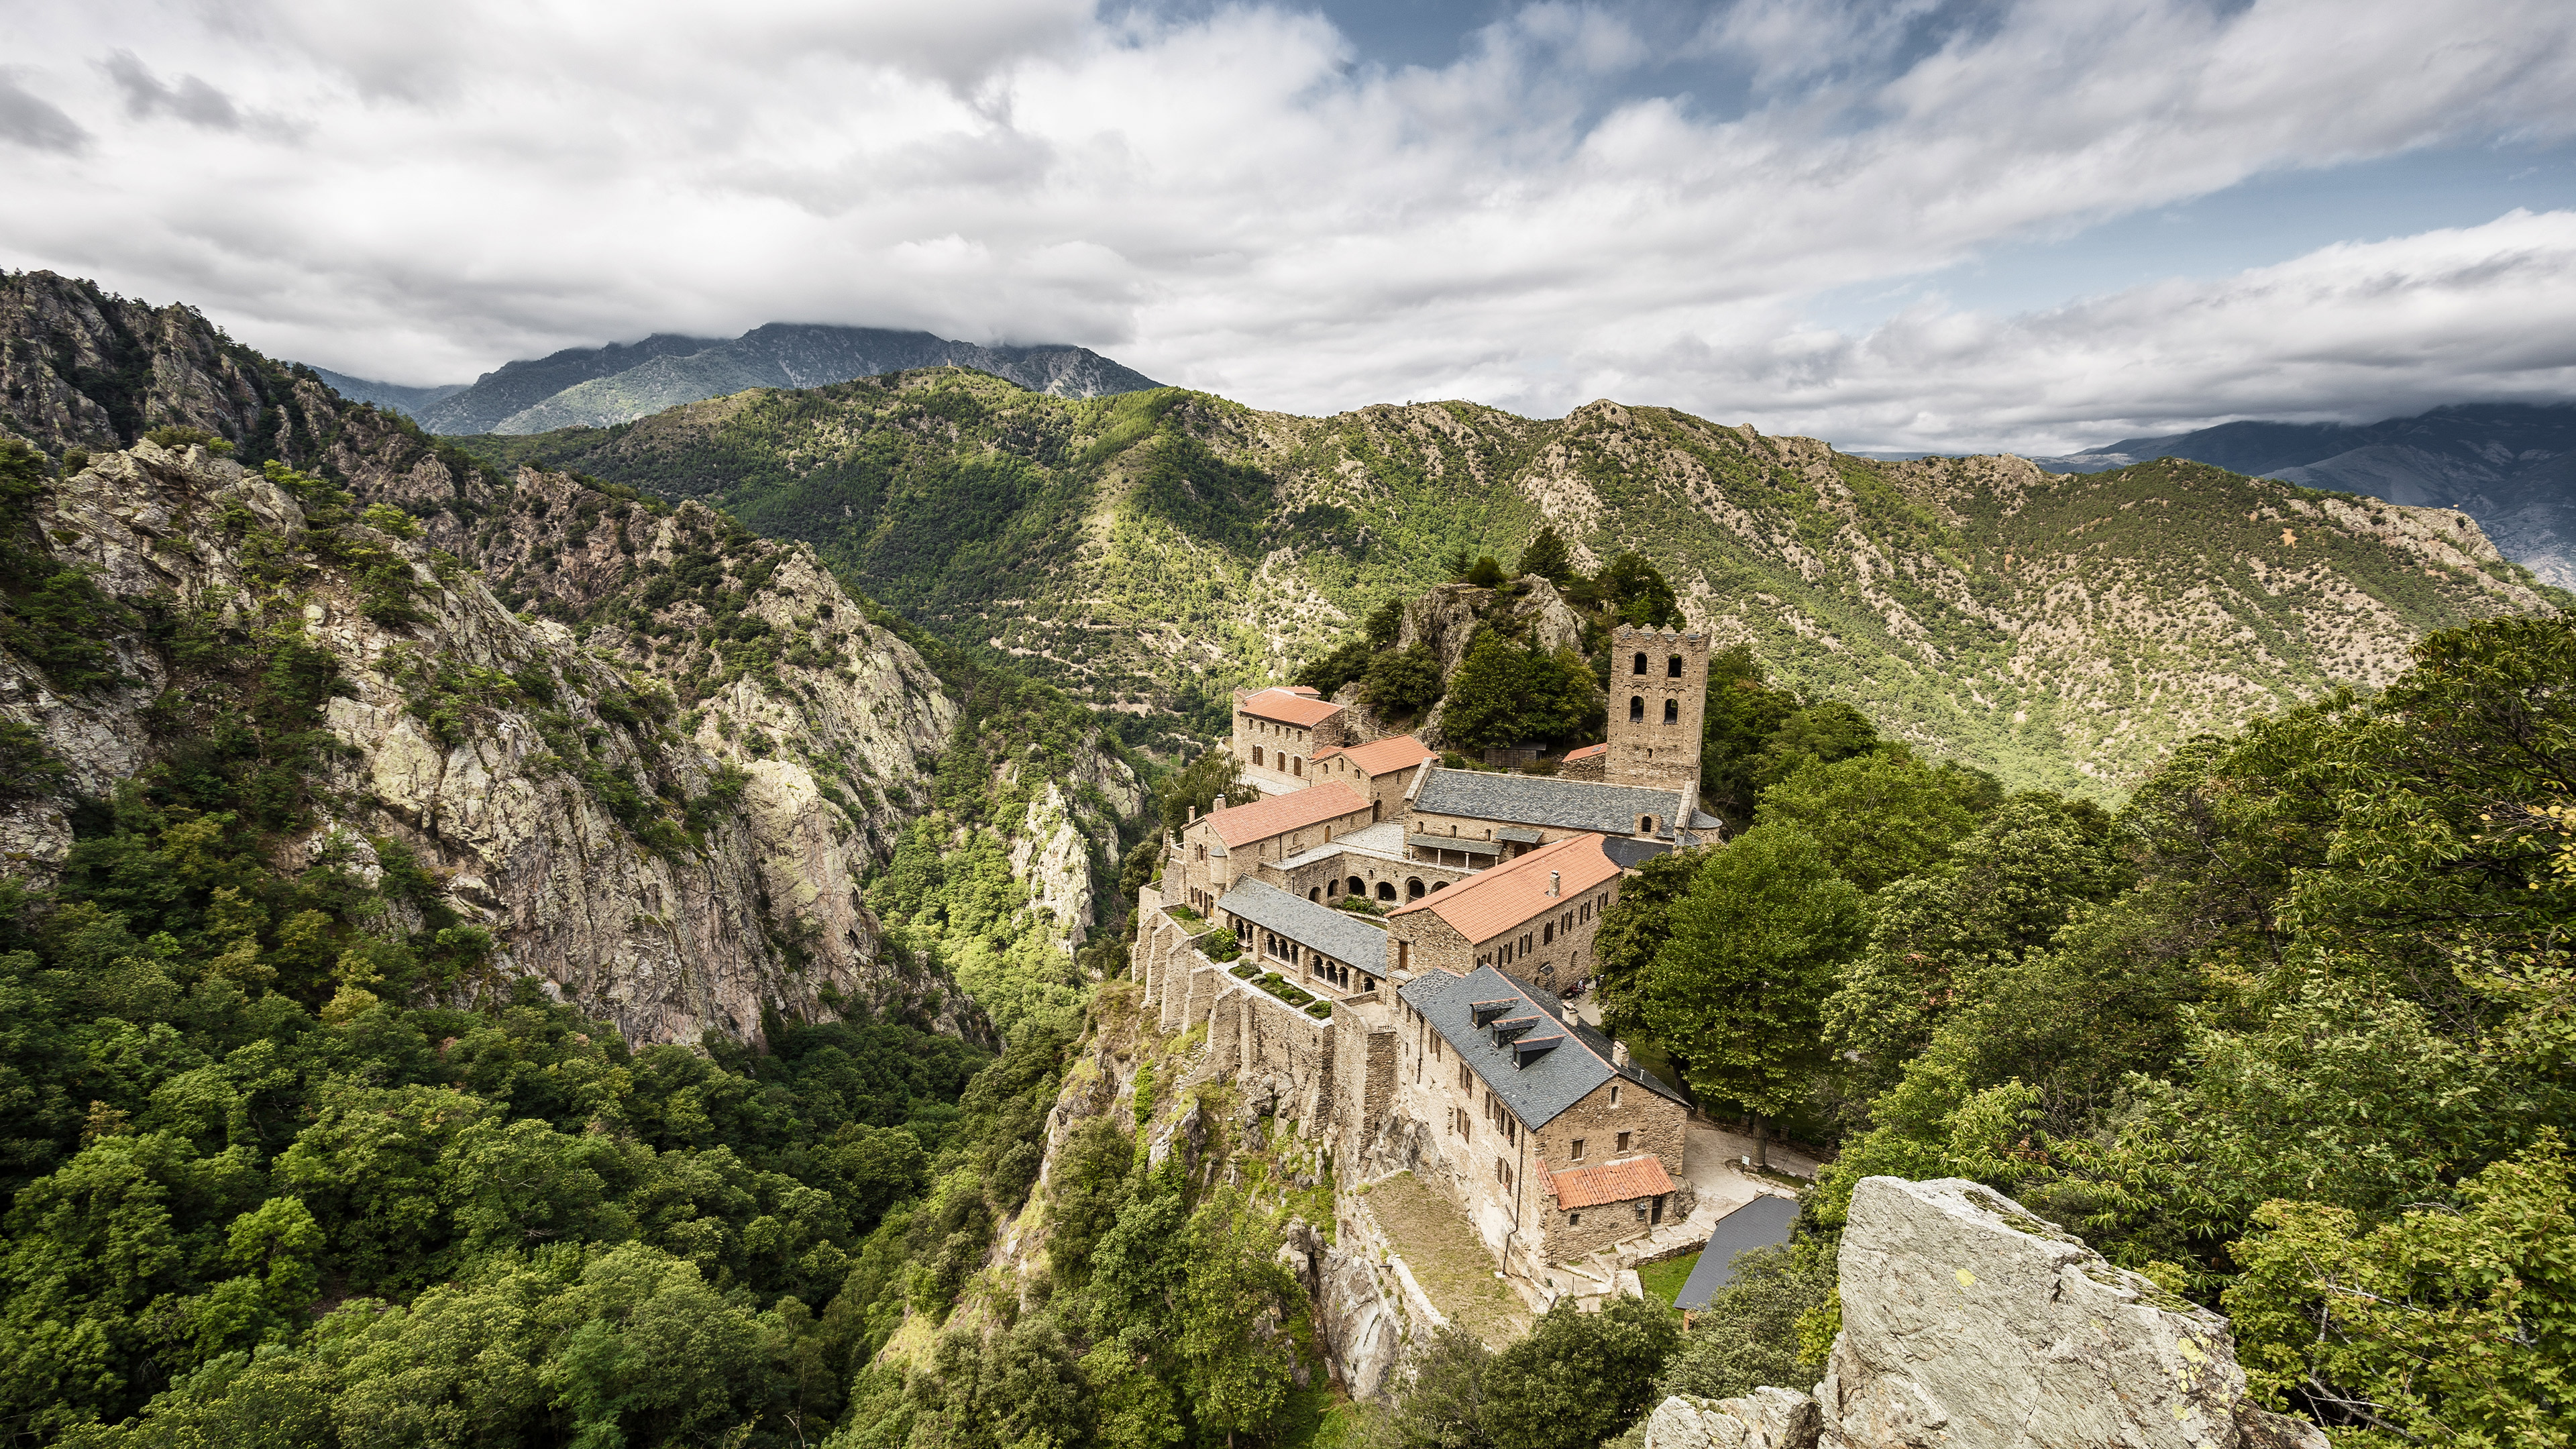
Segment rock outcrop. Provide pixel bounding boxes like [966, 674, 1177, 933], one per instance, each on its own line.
[1642, 1177, 2326, 1449]
[0, 439, 980, 1046]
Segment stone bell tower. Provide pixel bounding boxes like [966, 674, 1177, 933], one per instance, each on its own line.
[1607, 626, 1708, 800]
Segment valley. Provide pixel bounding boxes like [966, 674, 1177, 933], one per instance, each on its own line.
[0, 266, 2565, 1449]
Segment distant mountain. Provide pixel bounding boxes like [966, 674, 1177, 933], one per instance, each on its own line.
[2031, 402, 2576, 586]
[452, 376, 2560, 798]
[413, 323, 1161, 436]
[301, 365, 468, 419]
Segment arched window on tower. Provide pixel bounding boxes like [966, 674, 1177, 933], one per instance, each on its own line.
[1629, 696, 1646, 722]
[1631, 652, 1648, 676]
[1663, 698, 1679, 724]
[1667, 654, 1683, 678]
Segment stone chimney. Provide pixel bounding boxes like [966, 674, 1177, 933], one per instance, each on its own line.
[1187, 805, 1197, 822]
[1548, 870, 1560, 897]
[1612, 1040, 1630, 1069]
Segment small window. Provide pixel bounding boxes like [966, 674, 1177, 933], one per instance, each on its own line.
[1568, 1211, 1582, 1226]
[1252, 745, 1264, 767]
[1666, 654, 1683, 678]
[1631, 651, 1648, 676]
[1616, 1130, 1633, 1152]
[1628, 695, 1646, 722]
[1570, 1137, 1586, 1161]
[1292, 756, 1303, 777]
[1543, 922, 1554, 945]
[1611, 1083, 1621, 1107]
[1663, 698, 1679, 724]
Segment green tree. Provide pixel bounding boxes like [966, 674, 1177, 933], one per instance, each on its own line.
[1653, 1241, 1835, 1403]
[2226, 1136, 2574, 1447]
[1754, 751, 1980, 892]
[1365, 644, 1446, 718]
[1587, 552, 1681, 629]
[1365, 596, 1407, 650]
[1515, 529, 1573, 584]
[1482, 1293, 1680, 1449]
[1699, 648, 1799, 823]
[1441, 629, 1595, 751]
[1359, 1326, 1490, 1449]
[1464, 555, 1506, 588]
[1639, 825, 1864, 1165]
[1175, 1187, 1306, 1443]
[1592, 847, 1711, 1020]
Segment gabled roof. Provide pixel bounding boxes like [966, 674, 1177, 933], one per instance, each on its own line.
[1216, 879, 1389, 977]
[1411, 769, 1690, 839]
[1547, 1155, 1678, 1209]
[1387, 833, 1622, 945]
[1562, 743, 1609, 762]
[1400, 964, 1688, 1128]
[1316, 733, 1436, 777]
[1199, 782, 1371, 849]
[1239, 688, 1345, 727]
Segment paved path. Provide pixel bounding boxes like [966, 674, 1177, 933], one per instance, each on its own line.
[1675, 1195, 1799, 1307]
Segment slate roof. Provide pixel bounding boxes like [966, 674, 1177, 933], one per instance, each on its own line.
[1601, 837, 1672, 871]
[1398, 963, 1687, 1127]
[1217, 879, 1391, 977]
[1239, 688, 1345, 727]
[1409, 833, 1501, 857]
[1199, 783, 1371, 849]
[1411, 769, 1690, 839]
[1316, 733, 1437, 777]
[1547, 1155, 1678, 1209]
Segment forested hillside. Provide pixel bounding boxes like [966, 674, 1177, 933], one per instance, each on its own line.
[455, 374, 2561, 794]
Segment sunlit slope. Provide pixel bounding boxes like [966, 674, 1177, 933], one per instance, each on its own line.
[455, 374, 2559, 793]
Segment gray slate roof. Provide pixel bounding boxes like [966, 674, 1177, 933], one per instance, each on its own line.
[1601, 837, 1672, 870]
[1399, 965, 1689, 1127]
[1413, 769, 1690, 840]
[1217, 879, 1391, 978]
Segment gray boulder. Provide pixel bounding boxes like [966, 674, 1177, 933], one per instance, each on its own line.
[1644, 1389, 1823, 1449]
[1813, 1177, 2326, 1449]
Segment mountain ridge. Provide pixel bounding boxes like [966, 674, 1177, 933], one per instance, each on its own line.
[452, 376, 2561, 798]
[2029, 400, 2576, 586]
[364, 321, 1165, 435]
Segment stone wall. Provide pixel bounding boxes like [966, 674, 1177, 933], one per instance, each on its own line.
[1519, 1076, 1693, 1261]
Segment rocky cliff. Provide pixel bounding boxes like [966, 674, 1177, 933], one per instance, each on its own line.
[1, 268, 1169, 1049]
[0, 436, 983, 1046]
[1642, 1177, 2325, 1449]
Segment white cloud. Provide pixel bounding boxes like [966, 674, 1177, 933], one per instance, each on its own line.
[1624, 209, 2576, 453]
[0, 0, 2571, 449]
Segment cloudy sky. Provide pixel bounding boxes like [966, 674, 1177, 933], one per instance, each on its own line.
[5, 0, 2576, 453]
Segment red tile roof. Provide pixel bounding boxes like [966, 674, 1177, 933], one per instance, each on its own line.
[1316, 733, 1436, 777]
[1199, 782, 1372, 849]
[1239, 688, 1345, 727]
[1387, 832, 1621, 945]
[1546, 1155, 1677, 1210]
[1562, 743, 1609, 762]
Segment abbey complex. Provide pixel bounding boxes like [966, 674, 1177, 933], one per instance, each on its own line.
[1133, 626, 1739, 1303]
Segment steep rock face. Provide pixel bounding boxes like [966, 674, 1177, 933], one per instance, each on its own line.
[1640, 1176, 2324, 1449]
[0, 440, 980, 1046]
[1377, 578, 1587, 747]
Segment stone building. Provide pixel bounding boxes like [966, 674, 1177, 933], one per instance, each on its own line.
[1311, 733, 1437, 821]
[1216, 877, 1391, 1002]
[1167, 783, 1375, 914]
[1390, 964, 1693, 1273]
[1232, 686, 1351, 795]
[1254, 820, 1475, 907]
[1605, 626, 1709, 796]
[1382, 832, 1622, 991]
[1402, 766, 1717, 871]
